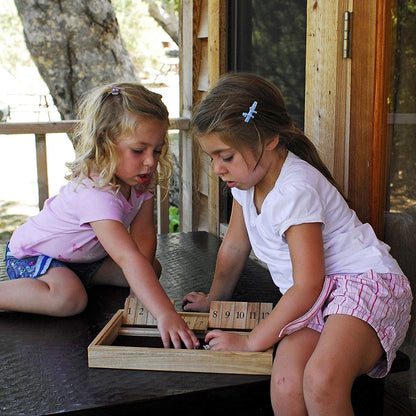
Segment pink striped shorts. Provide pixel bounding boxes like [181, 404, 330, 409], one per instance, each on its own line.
[279, 270, 412, 378]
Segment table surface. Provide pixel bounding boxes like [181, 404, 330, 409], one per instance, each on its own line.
[0, 232, 279, 416]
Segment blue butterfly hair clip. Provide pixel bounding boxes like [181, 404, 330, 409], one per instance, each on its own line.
[242, 101, 258, 123]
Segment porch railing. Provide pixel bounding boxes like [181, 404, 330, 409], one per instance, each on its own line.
[0, 118, 191, 234]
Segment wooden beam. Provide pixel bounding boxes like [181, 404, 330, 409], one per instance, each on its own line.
[0, 118, 189, 135]
[0, 121, 77, 135]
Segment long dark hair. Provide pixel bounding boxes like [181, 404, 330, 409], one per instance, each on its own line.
[192, 72, 341, 193]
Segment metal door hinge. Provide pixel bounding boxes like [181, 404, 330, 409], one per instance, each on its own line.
[343, 11, 353, 59]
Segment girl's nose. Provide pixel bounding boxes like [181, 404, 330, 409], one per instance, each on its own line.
[213, 160, 226, 176]
[144, 151, 155, 167]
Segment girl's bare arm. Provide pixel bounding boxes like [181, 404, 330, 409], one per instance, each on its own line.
[182, 200, 252, 312]
[91, 215, 199, 350]
[206, 222, 325, 352]
[129, 197, 158, 264]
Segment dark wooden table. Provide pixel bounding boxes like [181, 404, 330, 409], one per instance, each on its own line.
[0, 231, 408, 415]
[0, 232, 278, 416]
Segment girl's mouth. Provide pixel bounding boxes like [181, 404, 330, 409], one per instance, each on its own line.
[137, 174, 150, 184]
[225, 180, 236, 188]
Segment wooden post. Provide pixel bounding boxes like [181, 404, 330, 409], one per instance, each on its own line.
[186, 0, 226, 234]
[347, 0, 389, 230]
[35, 133, 49, 209]
[366, 0, 392, 236]
[207, 0, 226, 236]
[179, 0, 194, 232]
[304, 0, 351, 195]
[156, 183, 169, 234]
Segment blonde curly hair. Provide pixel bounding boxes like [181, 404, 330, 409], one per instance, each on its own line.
[67, 82, 172, 198]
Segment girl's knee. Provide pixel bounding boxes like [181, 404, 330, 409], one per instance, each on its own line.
[53, 288, 88, 316]
[271, 370, 306, 415]
[271, 371, 301, 399]
[303, 360, 351, 411]
[46, 272, 88, 316]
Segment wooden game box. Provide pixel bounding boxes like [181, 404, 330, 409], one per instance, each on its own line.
[88, 297, 274, 375]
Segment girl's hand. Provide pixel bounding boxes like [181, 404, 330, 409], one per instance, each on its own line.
[157, 310, 200, 349]
[205, 329, 251, 351]
[181, 291, 210, 312]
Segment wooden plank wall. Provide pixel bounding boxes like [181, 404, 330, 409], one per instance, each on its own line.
[183, 0, 226, 234]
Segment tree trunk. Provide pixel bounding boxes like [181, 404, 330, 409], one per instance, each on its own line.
[14, 0, 138, 121]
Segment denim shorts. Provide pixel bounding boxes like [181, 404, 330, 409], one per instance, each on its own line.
[4, 243, 106, 288]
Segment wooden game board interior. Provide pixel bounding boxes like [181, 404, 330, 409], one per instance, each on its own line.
[87, 296, 275, 374]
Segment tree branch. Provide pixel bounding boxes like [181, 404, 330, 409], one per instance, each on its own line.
[142, 0, 179, 46]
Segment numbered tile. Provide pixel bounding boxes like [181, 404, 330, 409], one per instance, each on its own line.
[183, 315, 197, 329]
[233, 302, 248, 329]
[246, 302, 260, 329]
[146, 312, 158, 326]
[193, 315, 209, 331]
[123, 296, 138, 325]
[134, 300, 149, 325]
[259, 302, 273, 323]
[209, 301, 222, 328]
[220, 301, 235, 329]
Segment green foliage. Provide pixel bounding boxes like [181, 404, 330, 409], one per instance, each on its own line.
[169, 205, 179, 233]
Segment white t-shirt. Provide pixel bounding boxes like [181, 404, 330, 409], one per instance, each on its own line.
[232, 151, 403, 294]
[9, 178, 153, 263]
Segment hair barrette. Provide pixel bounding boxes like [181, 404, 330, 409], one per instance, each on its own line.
[111, 86, 125, 95]
[242, 101, 258, 123]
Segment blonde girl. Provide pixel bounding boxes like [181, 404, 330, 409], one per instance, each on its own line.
[182, 73, 412, 414]
[3, 82, 199, 349]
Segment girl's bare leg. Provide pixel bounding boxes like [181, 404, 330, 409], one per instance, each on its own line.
[303, 314, 384, 416]
[271, 327, 320, 415]
[0, 267, 88, 316]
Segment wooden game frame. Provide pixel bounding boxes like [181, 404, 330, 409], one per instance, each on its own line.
[88, 300, 274, 375]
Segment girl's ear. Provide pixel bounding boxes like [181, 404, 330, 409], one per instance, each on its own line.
[265, 135, 279, 151]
